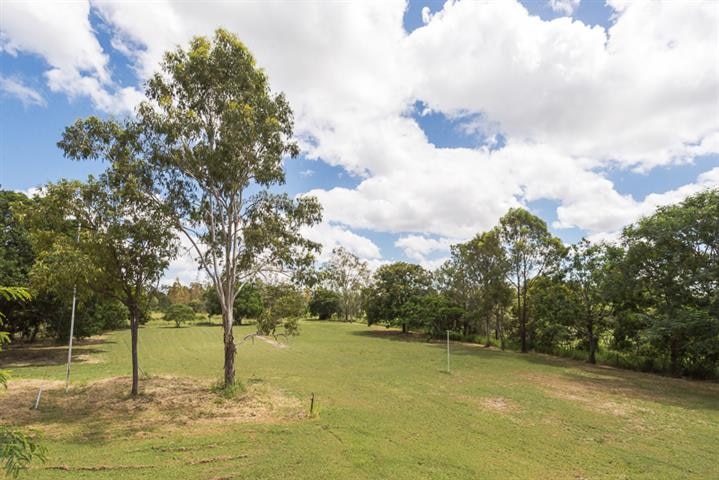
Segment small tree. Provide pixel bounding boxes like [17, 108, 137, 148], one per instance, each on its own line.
[17, 190, 102, 342]
[499, 208, 566, 353]
[528, 275, 577, 353]
[308, 287, 341, 320]
[257, 283, 306, 336]
[404, 292, 464, 338]
[205, 283, 263, 325]
[321, 247, 369, 322]
[166, 278, 192, 305]
[565, 239, 613, 363]
[454, 229, 511, 343]
[364, 262, 433, 333]
[164, 304, 195, 328]
[28, 174, 177, 396]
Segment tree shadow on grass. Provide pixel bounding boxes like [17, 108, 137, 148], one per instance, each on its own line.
[453, 342, 719, 411]
[350, 329, 433, 343]
[0, 339, 113, 368]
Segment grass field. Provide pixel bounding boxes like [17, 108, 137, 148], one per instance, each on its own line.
[1, 320, 718, 479]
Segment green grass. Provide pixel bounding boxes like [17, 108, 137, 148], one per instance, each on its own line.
[2, 319, 718, 479]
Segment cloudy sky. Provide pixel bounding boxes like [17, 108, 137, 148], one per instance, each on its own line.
[1, 0, 718, 282]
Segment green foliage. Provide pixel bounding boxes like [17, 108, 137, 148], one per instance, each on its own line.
[129, 28, 322, 386]
[0, 191, 34, 287]
[0, 330, 9, 388]
[308, 287, 341, 320]
[320, 247, 369, 322]
[204, 283, 264, 325]
[364, 262, 433, 333]
[404, 293, 465, 338]
[164, 304, 196, 328]
[563, 240, 614, 363]
[58, 110, 180, 395]
[442, 229, 512, 339]
[527, 275, 577, 352]
[0, 286, 46, 477]
[499, 208, 566, 352]
[0, 429, 47, 479]
[0, 287, 31, 304]
[94, 300, 129, 330]
[256, 284, 306, 336]
[0, 287, 31, 385]
[620, 189, 719, 376]
[210, 379, 246, 399]
[234, 285, 264, 322]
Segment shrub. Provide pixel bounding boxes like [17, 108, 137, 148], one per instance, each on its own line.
[308, 288, 341, 320]
[95, 301, 129, 330]
[164, 304, 195, 328]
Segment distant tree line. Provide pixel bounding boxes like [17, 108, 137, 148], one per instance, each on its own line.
[301, 191, 718, 378]
[3, 183, 717, 383]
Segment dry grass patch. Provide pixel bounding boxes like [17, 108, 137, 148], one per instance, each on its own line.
[256, 335, 289, 349]
[0, 375, 307, 441]
[479, 396, 519, 413]
[455, 394, 520, 414]
[524, 371, 648, 420]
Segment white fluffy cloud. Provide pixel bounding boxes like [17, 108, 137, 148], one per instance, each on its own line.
[2, 0, 718, 268]
[0, 75, 45, 106]
[302, 222, 382, 262]
[395, 235, 455, 262]
[548, 0, 580, 16]
[408, 0, 718, 171]
[395, 234, 454, 270]
[163, 235, 206, 286]
[1, 0, 141, 113]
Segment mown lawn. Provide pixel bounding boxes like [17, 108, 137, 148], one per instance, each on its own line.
[1, 320, 718, 479]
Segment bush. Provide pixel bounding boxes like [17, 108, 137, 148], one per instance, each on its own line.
[308, 288, 341, 320]
[164, 304, 195, 328]
[95, 301, 129, 330]
[188, 299, 205, 314]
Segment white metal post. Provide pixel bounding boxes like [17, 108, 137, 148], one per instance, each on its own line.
[446, 330, 450, 373]
[65, 222, 80, 393]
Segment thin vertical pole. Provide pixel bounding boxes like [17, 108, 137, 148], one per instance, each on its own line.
[65, 222, 80, 393]
[33, 388, 43, 410]
[446, 330, 450, 373]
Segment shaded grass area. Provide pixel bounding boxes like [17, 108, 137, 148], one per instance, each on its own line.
[1, 320, 718, 479]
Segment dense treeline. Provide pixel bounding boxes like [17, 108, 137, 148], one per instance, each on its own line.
[0, 199, 308, 340]
[2, 187, 717, 379]
[360, 190, 718, 378]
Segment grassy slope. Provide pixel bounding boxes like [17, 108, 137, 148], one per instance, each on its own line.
[3, 320, 718, 479]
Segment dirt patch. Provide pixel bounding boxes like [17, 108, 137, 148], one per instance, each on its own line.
[187, 454, 248, 465]
[479, 396, 519, 413]
[256, 335, 288, 349]
[0, 376, 307, 441]
[456, 394, 520, 414]
[46, 464, 155, 472]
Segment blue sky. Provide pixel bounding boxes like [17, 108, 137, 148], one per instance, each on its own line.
[1, 0, 717, 280]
